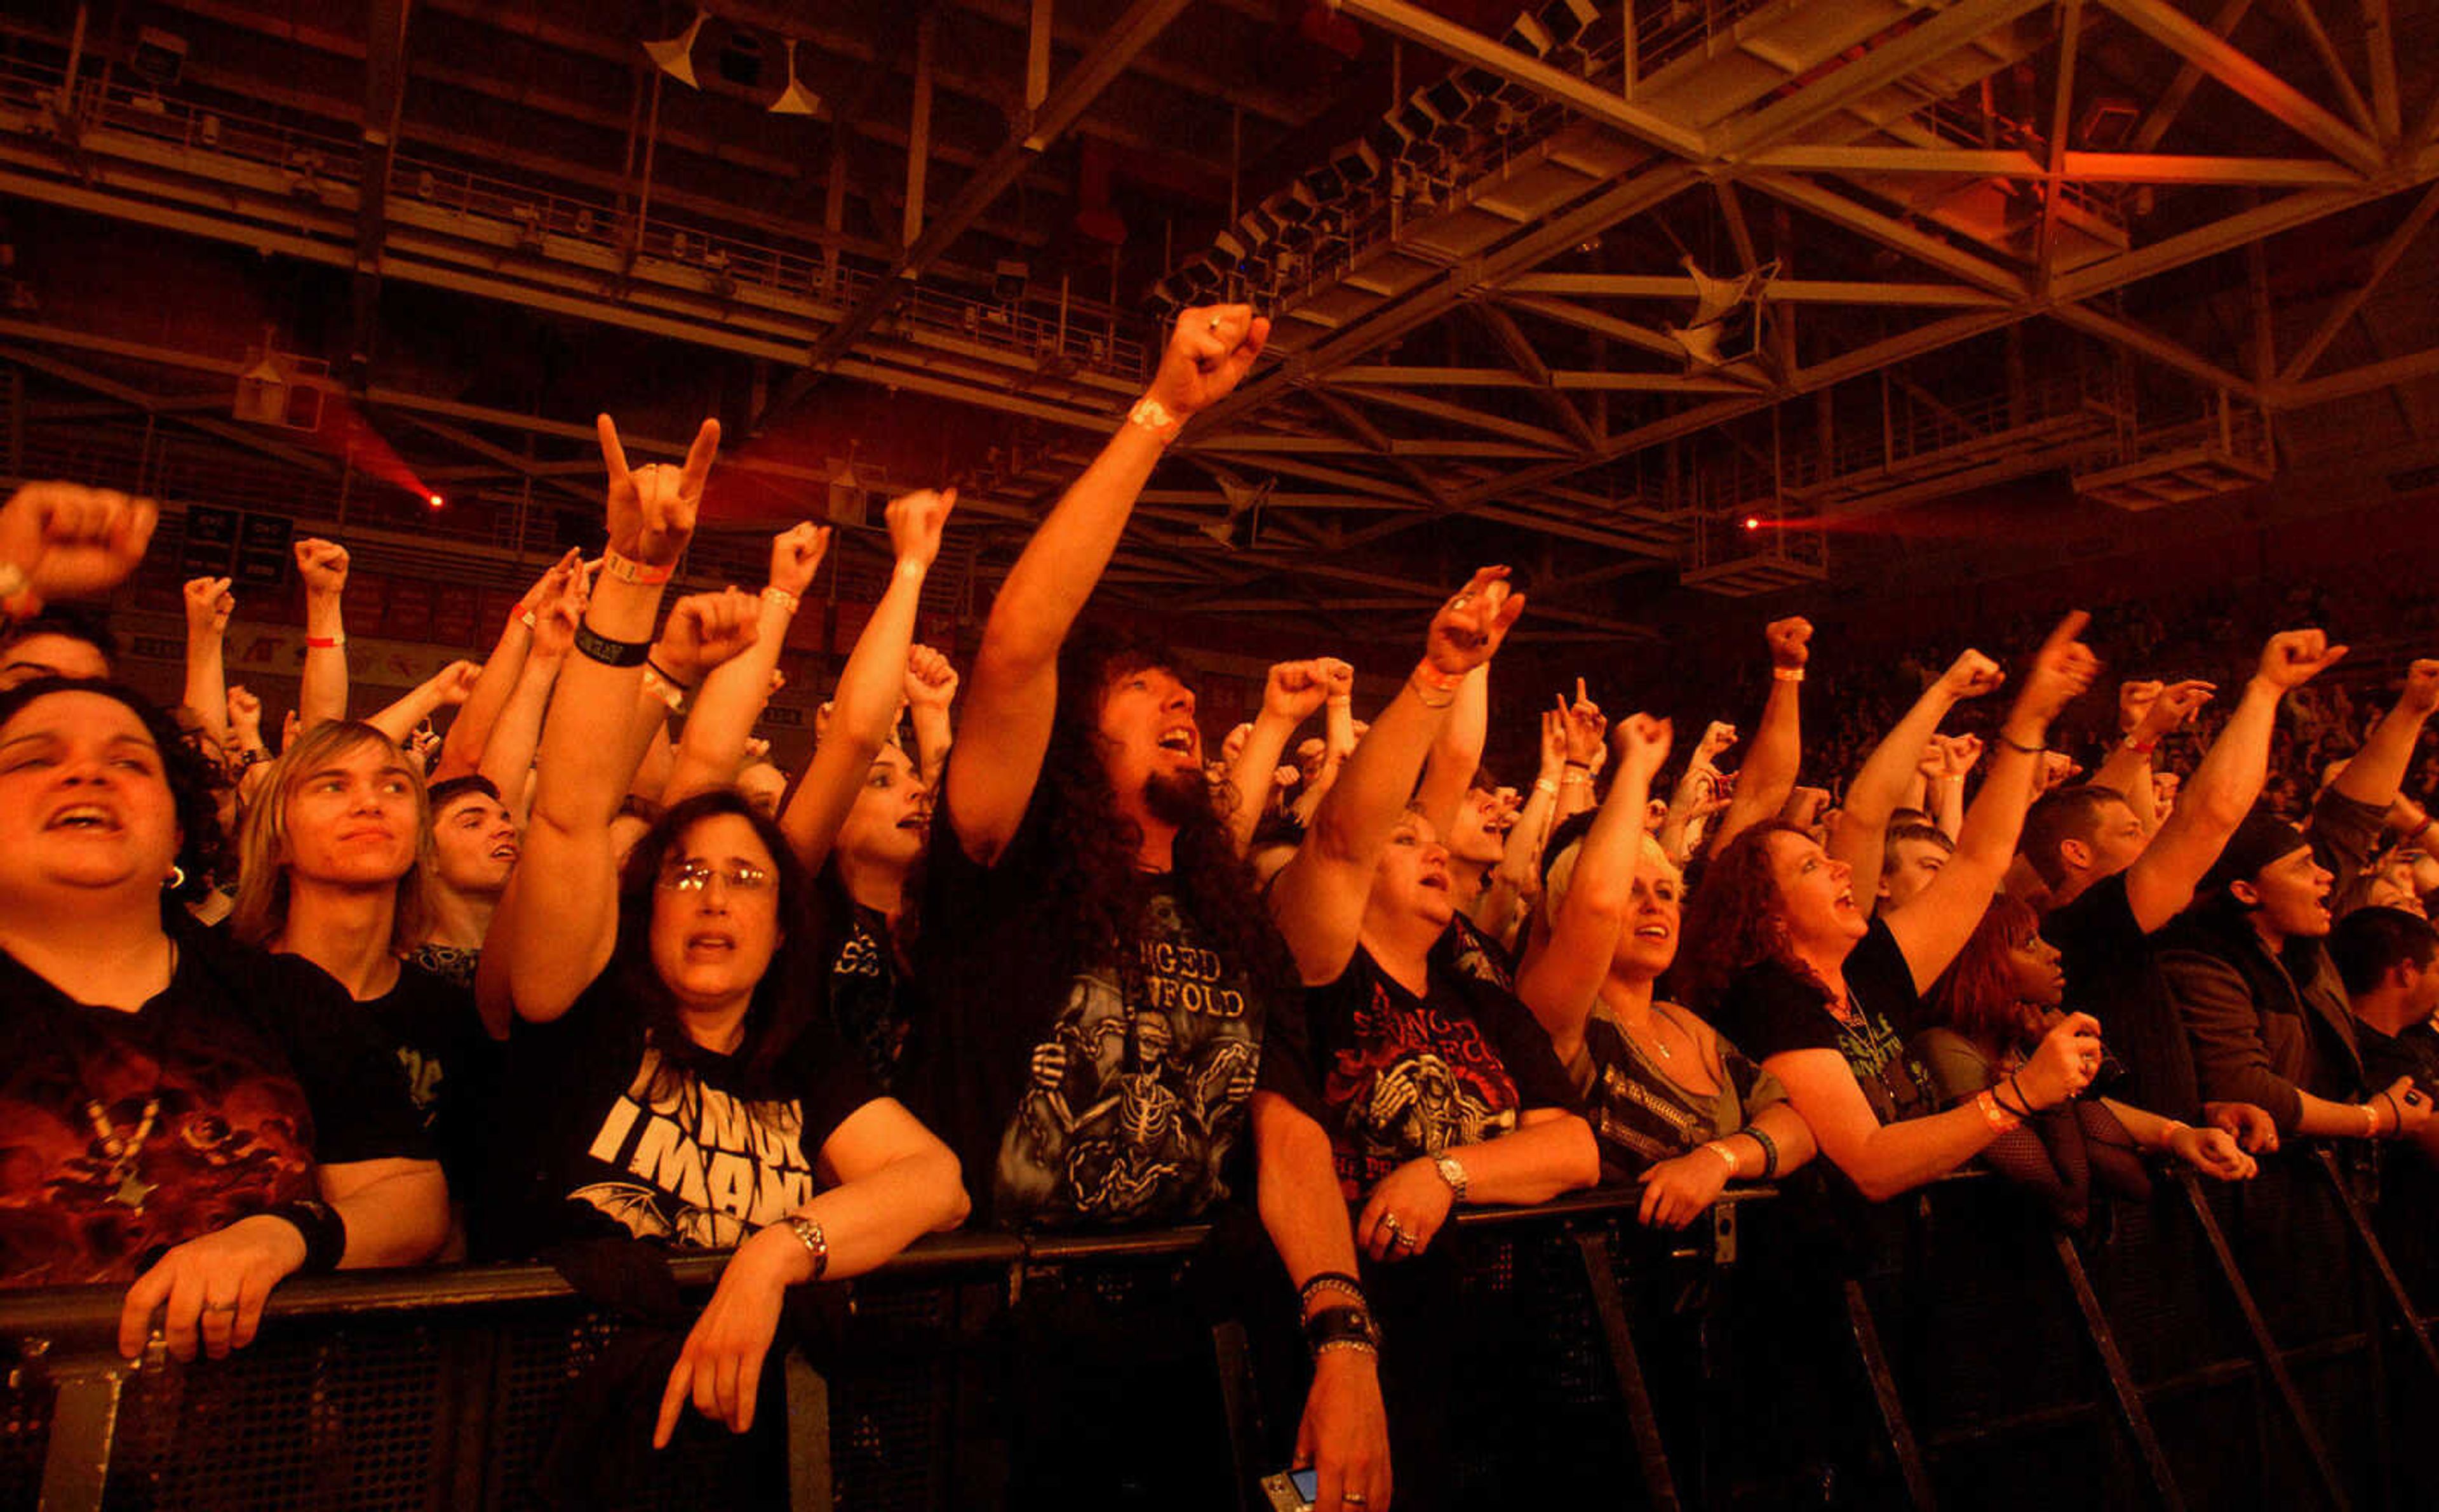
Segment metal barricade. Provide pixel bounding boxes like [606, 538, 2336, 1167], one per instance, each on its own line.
[1, 1152, 2426, 1511]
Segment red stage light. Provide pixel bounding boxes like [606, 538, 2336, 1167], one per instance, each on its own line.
[426, 492, 445, 509]
[1742, 514, 1761, 531]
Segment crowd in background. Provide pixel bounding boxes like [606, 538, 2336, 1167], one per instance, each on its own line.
[4, 303, 2438, 1512]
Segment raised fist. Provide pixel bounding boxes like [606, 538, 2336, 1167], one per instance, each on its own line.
[767, 521, 831, 598]
[600, 413, 720, 570]
[0, 482, 158, 610]
[1423, 566, 1526, 678]
[905, 643, 960, 712]
[655, 589, 762, 687]
[184, 576, 235, 638]
[293, 539, 351, 597]
[2400, 659, 2439, 719]
[1614, 713, 1673, 786]
[1143, 305, 1272, 423]
[1263, 659, 1335, 723]
[2255, 629, 2348, 692]
[2148, 679, 2217, 733]
[885, 488, 957, 572]
[2019, 1011, 2104, 1107]
[1938, 649, 2005, 702]
[1942, 733, 1984, 779]
[431, 660, 481, 707]
[225, 685, 263, 735]
[1764, 617, 1812, 671]
[1694, 721, 1738, 765]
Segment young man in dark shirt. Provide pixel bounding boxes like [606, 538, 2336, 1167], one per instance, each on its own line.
[911, 305, 1388, 1512]
[2332, 904, 2439, 1165]
[2022, 629, 2348, 1130]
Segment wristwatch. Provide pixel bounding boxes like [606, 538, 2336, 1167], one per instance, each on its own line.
[1434, 1153, 1470, 1204]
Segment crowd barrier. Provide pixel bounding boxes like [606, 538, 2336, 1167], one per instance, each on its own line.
[4, 1144, 2435, 1511]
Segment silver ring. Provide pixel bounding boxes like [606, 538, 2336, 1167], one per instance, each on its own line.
[203, 1301, 239, 1315]
[1381, 1212, 1402, 1231]
[1344, 1497, 1369, 1506]
[1206, 314, 1223, 333]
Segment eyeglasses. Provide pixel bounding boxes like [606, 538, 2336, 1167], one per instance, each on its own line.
[656, 860, 774, 894]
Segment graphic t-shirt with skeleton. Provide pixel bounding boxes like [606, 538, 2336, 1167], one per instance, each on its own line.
[1305, 944, 1578, 1200]
[991, 887, 1267, 1226]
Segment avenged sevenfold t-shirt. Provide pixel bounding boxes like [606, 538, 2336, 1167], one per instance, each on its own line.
[1299, 946, 1577, 1199]
[0, 923, 431, 1287]
[480, 969, 880, 1257]
[911, 798, 1308, 1229]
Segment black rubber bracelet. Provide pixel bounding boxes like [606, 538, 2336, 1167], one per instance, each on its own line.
[267, 1198, 348, 1274]
[643, 657, 695, 693]
[573, 622, 652, 669]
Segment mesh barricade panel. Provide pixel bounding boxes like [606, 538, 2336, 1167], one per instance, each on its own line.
[0, 1374, 56, 1509]
[3, 1165, 2429, 1511]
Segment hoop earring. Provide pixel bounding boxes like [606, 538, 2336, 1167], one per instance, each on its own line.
[165, 866, 187, 890]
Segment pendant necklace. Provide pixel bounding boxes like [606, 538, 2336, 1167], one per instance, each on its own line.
[83, 937, 179, 1213]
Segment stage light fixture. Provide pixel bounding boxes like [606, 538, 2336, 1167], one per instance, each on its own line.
[1331, 138, 1385, 185]
[770, 38, 823, 116]
[1423, 76, 1475, 123]
[1742, 514, 1761, 532]
[994, 259, 1031, 303]
[643, 8, 708, 88]
[427, 493, 446, 511]
[1507, 14, 1555, 56]
[1539, 0, 1600, 48]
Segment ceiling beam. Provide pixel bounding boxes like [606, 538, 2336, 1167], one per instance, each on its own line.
[1327, 0, 1704, 159]
[2278, 344, 2439, 406]
[765, 0, 1193, 423]
[1719, 0, 2056, 159]
[1328, 382, 1580, 452]
[2276, 0, 2378, 141]
[0, 343, 339, 479]
[2279, 179, 2439, 380]
[1469, 301, 1601, 452]
[2132, 0, 2257, 151]
[2093, 0, 2384, 175]
[1304, 389, 1460, 509]
[2048, 303, 2263, 398]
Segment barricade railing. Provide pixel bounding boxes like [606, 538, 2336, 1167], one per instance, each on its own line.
[3, 1146, 2432, 1511]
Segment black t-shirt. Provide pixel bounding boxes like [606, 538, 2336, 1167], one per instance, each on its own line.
[2359, 1018, 2439, 1094]
[1714, 921, 1936, 1127]
[0, 921, 432, 1287]
[821, 886, 918, 1094]
[358, 960, 498, 1193]
[2040, 873, 2201, 1116]
[910, 796, 1310, 1229]
[1437, 911, 1516, 993]
[480, 970, 880, 1258]
[1301, 945, 1576, 1199]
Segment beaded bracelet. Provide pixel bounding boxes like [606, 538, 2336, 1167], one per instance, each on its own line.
[1737, 1125, 1780, 1181]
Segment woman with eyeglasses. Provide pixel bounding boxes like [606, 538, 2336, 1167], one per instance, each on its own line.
[476, 418, 967, 1450]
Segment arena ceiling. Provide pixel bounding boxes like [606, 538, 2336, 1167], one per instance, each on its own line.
[1, 0, 2437, 643]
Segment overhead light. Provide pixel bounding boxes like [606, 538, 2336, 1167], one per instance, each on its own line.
[1331, 138, 1383, 185]
[130, 27, 189, 90]
[643, 8, 708, 88]
[426, 492, 447, 511]
[994, 259, 1030, 303]
[1540, 0, 1601, 48]
[770, 37, 822, 115]
[1507, 15, 1555, 56]
[1423, 76, 1476, 124]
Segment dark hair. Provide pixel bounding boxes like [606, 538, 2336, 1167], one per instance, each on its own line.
[614, 789, 829, 1097]
[1922, 893, 2049, 1052]
[2019, 786, 2128, 888]
[1542, 809, 1598, 890]
[1674, 820, 1820, 1014]
[2329, 906, 2439, 998]
[427, 773, 502, 812]
[1881, 820, 1956, 876]
[0, 605, 118, 664]
[0, 677, 221, 906]
[946, 623, 1295, 1010]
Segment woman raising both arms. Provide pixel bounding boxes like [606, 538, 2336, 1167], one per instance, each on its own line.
[476, 415, 966, 1448]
